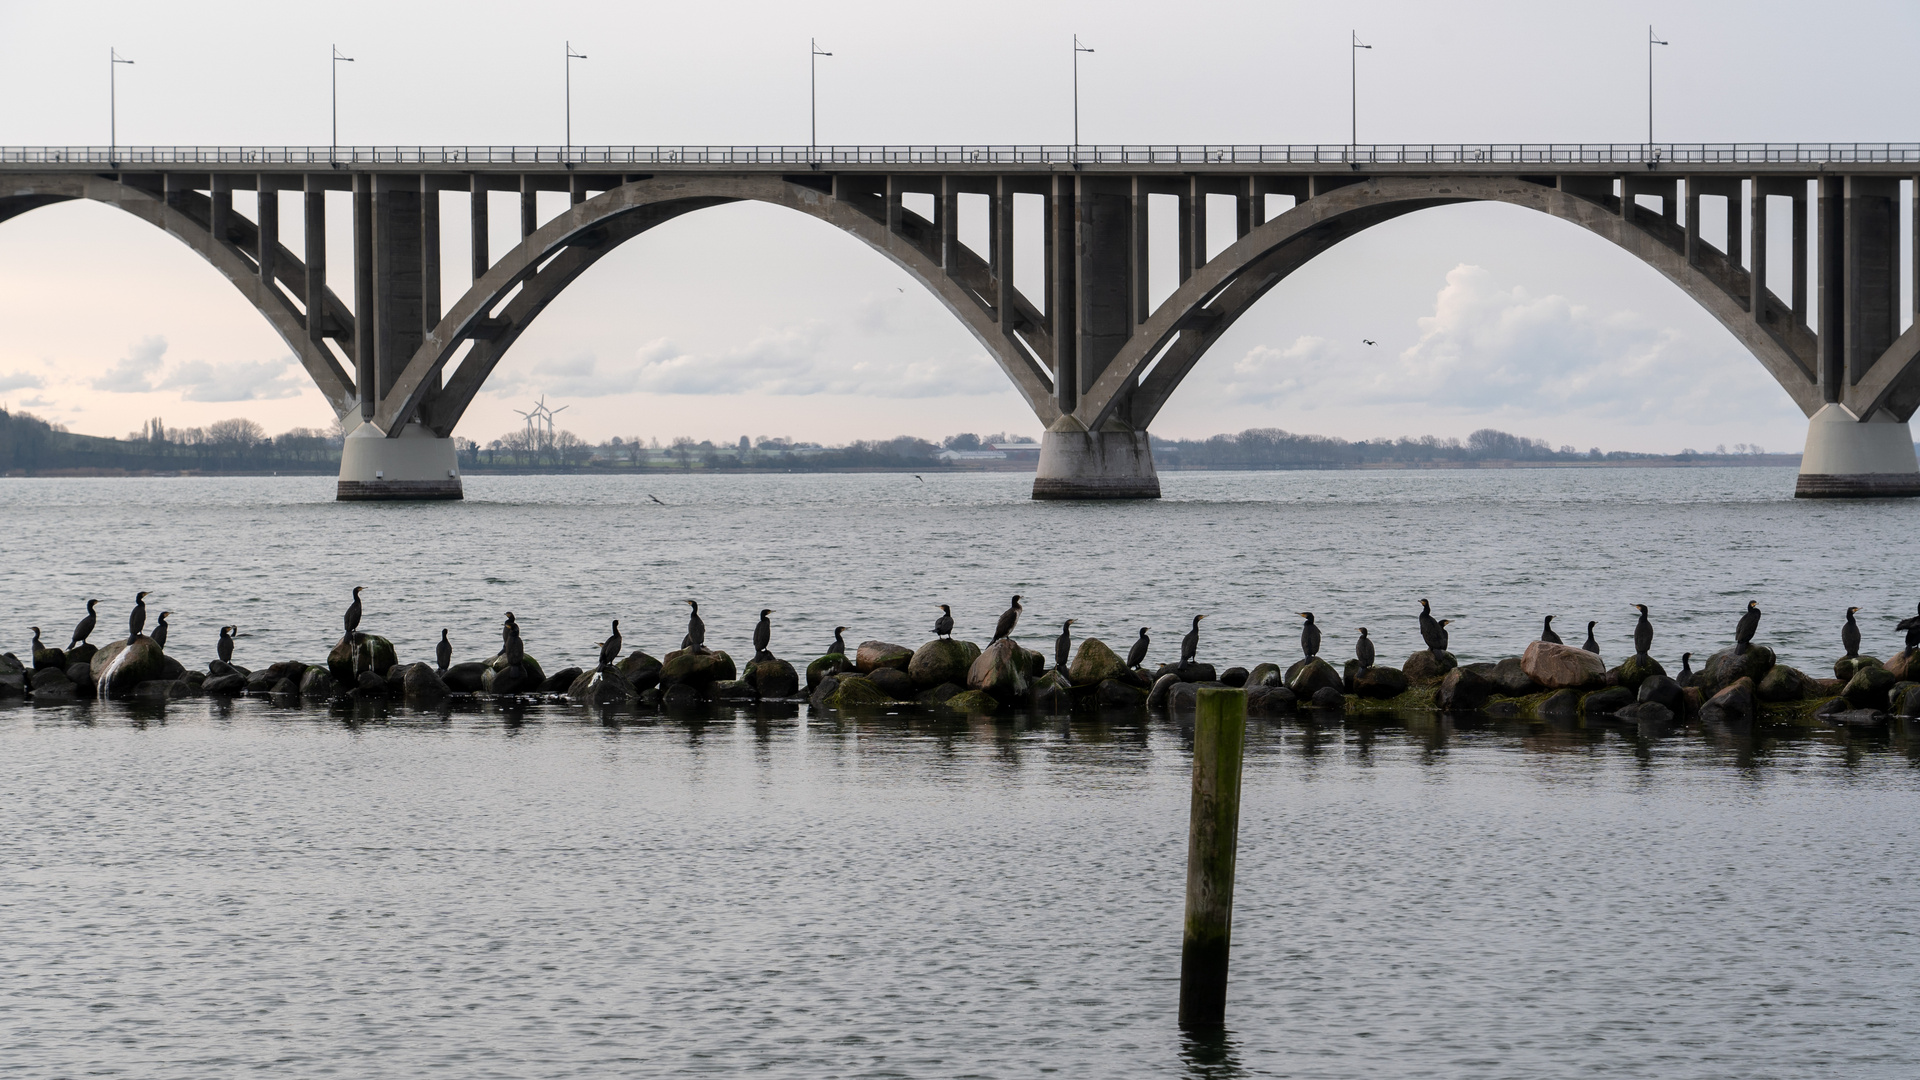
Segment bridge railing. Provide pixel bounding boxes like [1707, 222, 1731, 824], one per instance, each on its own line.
[5, 143, 1920, 167]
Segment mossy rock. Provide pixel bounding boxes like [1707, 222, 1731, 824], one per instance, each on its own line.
[660, 649, 731, 689]
[88, 637, 169, 699]
[1834, 655, 1884, 682]
[745, 658, 800, 698]
[806, 653, 848, 690]
[568, 666, 637, 705]
[1757, 664, 1820, 702]
[1697, 645, 1775, 697]
[1615, 653, 1667, 688]
[854, 640, 914, 673]
[615, 651, 663, 690]
[1353, 664, 1410, 699]
[1246, 663, 1281, 689]
[1288, 657, 1344, 698]
[1066, 638, 1127, 687]
[1402, 650, 1458, 686]
[328, 634, 399, 684]
[1842, 665, 1898, 709]
[823, 675, 895, 710]
[909, 639, 979, 689]
[967, 639, 1030, 703]
[943, 689, 1001, 714]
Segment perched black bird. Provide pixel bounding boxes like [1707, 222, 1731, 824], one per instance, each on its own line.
[1432, 619, 1452, 655]
[344, 586, 364, 637]
[1180, 614, 1206, 666]
[70, 599, 98, 649]
[436, 630, 452, 674]
[1582, 621, 1600, 654]
[503, 614, 526, 678]
[683, 600, 706, 650]
[502, 612, 519, 652]
[753, 609, 773, 661]
[1126, 627, 1151, 669]
[30, 628, 57, 670]
[829, 626, 849, 656]
[1297, 612, 1321, 658]
[1676, 652, 1694, 688]
[1355, 627, 1375, 670]
[1054, 618, 1076, 672]
[600, 620, 623, 670]
[1632, 604, 1653, 657]
[151, 611, 171, 652]
[1418, 599, 1447, 659]
[217, 625, 235, 664]
[1898, 602, 1920, 652]
[1735, 601, 1761, 655]
[934, 605, 954, 640]
[1841, 606, 1861, 659]
[129, 591, 149, 639]
[991, 595, 1023, 643]
[1540, 615, 1562, 645]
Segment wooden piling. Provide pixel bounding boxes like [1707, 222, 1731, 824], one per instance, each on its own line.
[1179, 685, 1247, 1029]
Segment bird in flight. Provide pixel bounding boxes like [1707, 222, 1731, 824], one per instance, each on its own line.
[914, 474, 924, 481]
[1362, 339, 1376, 346]
[648, 494, 666, 505]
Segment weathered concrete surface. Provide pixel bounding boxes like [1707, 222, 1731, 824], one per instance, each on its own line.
[1032, 423, 1160, 500]
[337, 421, 462, 501]
[1795, 404, 1920, 498]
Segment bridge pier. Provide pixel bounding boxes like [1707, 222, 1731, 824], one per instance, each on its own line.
[337, 421, 463, 501]
[1794, 404, 1920, 498]
[1032, 420, 1161, 500]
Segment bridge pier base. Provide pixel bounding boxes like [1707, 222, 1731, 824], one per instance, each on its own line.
[337, 422, 464, 501]
[1032, 422, 1161, 500]
[1795, 404, 1920, 498]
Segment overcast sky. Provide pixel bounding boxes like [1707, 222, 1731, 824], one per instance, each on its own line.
[2, 0, 1915, 452]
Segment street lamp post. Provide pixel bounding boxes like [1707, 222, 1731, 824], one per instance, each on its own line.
[566, 41, 588, 159]
[1647, 26, 1668, 148]
[1073, 35, 1095, 161]
[1350, 32, 1371, 152]
[332, 44, 354, 165]
[811, 38, 832, 154]
[109, 47, 134, 165]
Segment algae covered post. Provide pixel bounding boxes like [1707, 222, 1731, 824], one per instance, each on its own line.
[1179, 685, 1247, 1029]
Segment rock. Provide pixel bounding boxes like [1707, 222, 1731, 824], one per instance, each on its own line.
[327, 634, 398, 684]
[157, 656, 186, 682]
[65, 660, 93, 687]
[1615, 653, 1667, 688]
[869, 666, 916, 700]
[1842, 665, 1898, 710]
[0, 652, 20, 675]
[1177, 662, 1217, 684]
[403, 664, 452, 703]
[1834, 655, 1884, 682]
[1487, 656, 1538, 696]
[1220, 666, 1249, 689]
[1309, 686, 1346, 711]
[1618, 700, 1675, 725]
[1341, 659, 1362, 691]
[33, 643, 67, 671]
[202, 673, 247, 695]
[661, 683, 704, 710]
[909, 639, 979, 688]
[1890, 682, 1920, 717]
[1020, 647, 1050, 680]
[1521, 641, 1607, 691]
[482, 663, 539, 696]
[823, 675, 895, 710]
[133, 679, 189, 700]
[967, 639, 1031, 703]
[942, 689, 1001, 714]
[1096, 678, 1148, 708]
[299, 666, 336, 698]
[659, 649, 731, 691]
[1147, 672, 1181, 710]
[711, 679, 758, 701]
[1168, 682, 1200, 713]
[614, 651, 663, 691]
[745, 659, 800, 698]
[1701, 677, 1756, 725]
[1402, 650, 1458, 685]
[66, 643, 97, 669]
[1352, 664, 1410, 699]
[246, 667, 277, 692]
[88, 637, 169, 699]
[1283, 658, 1309, 684]
[855, 640, 914, 673]
[354, 669, 390, 696]
[1288, 657, 1344, 699]
[1247, 684, 1297, 716]
[1247, 663, 1282, 688]
[1437, 666, 1496, 711]
[488, 650, 548, 686]
[1582, 686, 1635, 717]
[1884, 649, 1918, 681]
[1827, 708, 1890, 727]
[32, 678, 78, 701]
[1638, 675, 1685, 715]
[0, 670, 24, 699]
[541, 667, 584, 693]
[1757, 664, 1821, 703]
[806, 653, 848, 691]
[917, 682, 964, 706]
[1696, 645, 1776, 697]
[30, 668, 72, 692]
[1032, 669, 1072, 708]
[441, 661, 486, 693]
[1067, 639, 1128, 687]
[1539, 689, 1581, 721]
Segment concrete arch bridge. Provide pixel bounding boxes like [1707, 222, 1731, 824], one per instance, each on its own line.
[5, 143, 1919, 499]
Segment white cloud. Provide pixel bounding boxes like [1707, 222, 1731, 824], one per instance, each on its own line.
[158, 355, 306, 402]
[92, 336, 168, 393]
[0, 370, 43, 392]
[1213, 337, 1335, 403]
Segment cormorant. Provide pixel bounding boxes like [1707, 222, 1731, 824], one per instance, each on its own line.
[683, 600, 705, 650]
[1898, 602, 1920, 652]
[1054, 618, 1075, 672]
[934, 605, 954, 640]
[1842, 606, 1861, 659]
[600, 620, 623, 670]
[1735, 600, 1761, 654]
[70, 599, 97, 649]
[1356, 627, 1375, 670]
[129, 591, 149, 639]
[1126, 627, 1150, 669]
[1297, 612, 1321, 658]
[1432, 619, 1452, 655]
[1676, 652, 1694, 688]
[344, 586, 364, 637]
[1180, 614, 1206, 666]
[437, 630, 452, 674]
[152, 612, 171, 652]
[1540, 615, 1562, 645]
[30, 628, 53, 669]
[1582, 621, 1599, 654]
[502, 612, 519, 651]
[503, 613, 526, 677]
[991, 595, 1023, 643]
[1632, 604, 1653, 657]
[217, 625, 235, 664]
[1418, 600, 1447, 659]
[753, 609, 773, 661]
[829, 626, 849, 656]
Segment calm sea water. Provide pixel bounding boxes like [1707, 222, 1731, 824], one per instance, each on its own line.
[3, 468, 1918, 1078]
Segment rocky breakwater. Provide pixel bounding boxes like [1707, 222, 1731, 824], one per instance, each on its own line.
[804, 634, 1159, 716]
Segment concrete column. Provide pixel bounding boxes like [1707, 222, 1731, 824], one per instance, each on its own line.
[421, 181, 441, 331]
[1817, 175, 1844, 401]
[1075, 178, 1132, 399]
[1130, 176, 1150, 326]
[519, 175, 537, 239]
[1176, 188, 1194, 284]
[1032, 428, 1160, 500]
[256, 179, 278, 288]
[371, 176, 424, 403]
[337, 423, 463, 501]
[353, 174, 375, 420]
[1725, 181, 1743, 268]
[939, 177, 959, 271]
[569, 174, 587, 206]
[1749, 177, 1766, 319]
[469, 175, 489, 283]
[1792, 187, 1809, 323]
[1844, 176, 1899, 387]
[209, 175, 231, 246]
[1050, 175, 1076, 415]
[1235, 177, 1252, 240]
[993, 177, 1011, 326]
[303, 183, 327, 346]
[1795, 403, 1920, 497]
[1684, 178, 1699, 265]
[1187, 177, 1205, 276]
